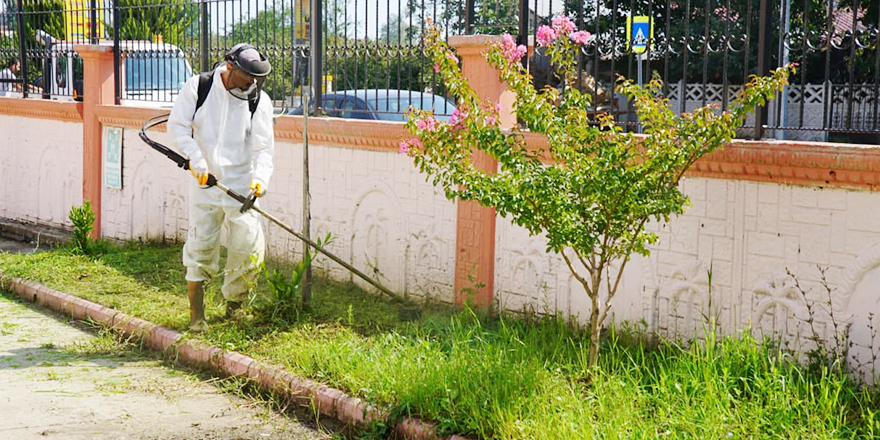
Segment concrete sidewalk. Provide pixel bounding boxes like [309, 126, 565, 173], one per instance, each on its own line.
[0, 237, 331, 440]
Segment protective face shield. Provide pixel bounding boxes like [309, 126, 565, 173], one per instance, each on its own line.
[228, 74, 261, 100]
[224, 43, 271, 101]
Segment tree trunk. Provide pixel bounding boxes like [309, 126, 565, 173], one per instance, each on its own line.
[588, 300, 601, 368]
[587, 270, 602, 369]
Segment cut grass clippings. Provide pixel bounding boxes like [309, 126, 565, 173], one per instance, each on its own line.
[1, 242, 879, 439]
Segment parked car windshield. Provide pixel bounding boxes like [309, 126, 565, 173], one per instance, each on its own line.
[125, 55, 191, 92]
[368, 95, 455, 121]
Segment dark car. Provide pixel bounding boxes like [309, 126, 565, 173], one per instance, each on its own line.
[287, 89, 456, 122]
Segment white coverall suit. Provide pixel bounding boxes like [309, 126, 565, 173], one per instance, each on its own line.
[167, 64, 275, 301]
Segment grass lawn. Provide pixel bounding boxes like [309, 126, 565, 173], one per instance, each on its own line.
[1, 242, 878, 439]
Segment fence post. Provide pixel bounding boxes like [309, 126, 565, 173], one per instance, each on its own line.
[89, 0, 98, 44]
[310, 0, 322, 114]
[465, 0, 475, 35]
[113, 1, 121, 104]
[517, 0, 529, 68]
[754, 0, 775, 139]
[15, 0, 28, 99]
[200, 0, 209, 72]
[448, 35, 517, 310]
[74, 44, 115, 240]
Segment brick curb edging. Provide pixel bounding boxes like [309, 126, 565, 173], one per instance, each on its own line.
[0, 275, 470, 440]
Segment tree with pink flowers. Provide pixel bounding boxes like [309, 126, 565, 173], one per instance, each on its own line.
[403, 18, 792, 369]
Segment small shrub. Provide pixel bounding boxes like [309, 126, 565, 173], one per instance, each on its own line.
[252, 232, 334, 321]
[405, 19, 792, 369]
[68, 201, 95, 255]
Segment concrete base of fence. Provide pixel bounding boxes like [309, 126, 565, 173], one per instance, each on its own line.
[0, 218, 70, 246]
[0, 274, 471, 440]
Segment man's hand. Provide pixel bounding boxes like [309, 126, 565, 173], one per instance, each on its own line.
[250, 180, 265, 197]
[190, 159, 210, 186]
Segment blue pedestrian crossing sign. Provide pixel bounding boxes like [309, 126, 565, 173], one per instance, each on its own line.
[627, 16, 653, 54]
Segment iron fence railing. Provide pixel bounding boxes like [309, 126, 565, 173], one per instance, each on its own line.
[0, 0, 878, 142]
[1, 0, 112, 100]
[555, 0, 880, 142]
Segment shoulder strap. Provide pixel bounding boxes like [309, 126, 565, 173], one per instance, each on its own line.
[193, 70, 214, 118]
[248, 92, 260, 118]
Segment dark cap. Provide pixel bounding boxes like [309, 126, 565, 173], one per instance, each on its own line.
[225, 43, 271, 77]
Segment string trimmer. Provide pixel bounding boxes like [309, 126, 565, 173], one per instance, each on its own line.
[139, 114, 399, 301]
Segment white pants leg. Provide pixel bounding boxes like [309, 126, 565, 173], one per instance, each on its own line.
[184, 202, 266, 302]
[221, 207, 265, 301]
[183, 202, 223, 283]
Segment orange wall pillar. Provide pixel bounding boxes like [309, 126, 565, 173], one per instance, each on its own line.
[448, 35, 517, 309]
[75, 44, 115, 239]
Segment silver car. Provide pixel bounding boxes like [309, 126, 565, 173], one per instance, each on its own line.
[288, 89, 456, 122]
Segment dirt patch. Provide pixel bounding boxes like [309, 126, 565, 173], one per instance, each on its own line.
[0, 294, 333, 440]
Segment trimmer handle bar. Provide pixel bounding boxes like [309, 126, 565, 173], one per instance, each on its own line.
[138, 113, 400, 301]
[139, 114, 218, 187]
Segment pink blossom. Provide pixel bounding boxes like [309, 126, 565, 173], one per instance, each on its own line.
[499, 34, 527, 63]
[669, 1, 679, 9]
[571, 30, 591, 45]
[494, 103, 503, 113]
[713, 6, 739, 22]
[416, 116, 437, 132]
[398, 138, 422, 155]
[552, 15, 576, 35]
[486, 115, 498, 125]
[433, 63, 440, 73]
[445, 51, 459, 64]
[449, 108, 464, 125]
[536, 25, 558, 46]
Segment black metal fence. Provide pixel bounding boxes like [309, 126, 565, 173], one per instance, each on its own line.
[1, 0, 878, 142]
[0, 0, 109, 99]
[556, 0, 880, 142]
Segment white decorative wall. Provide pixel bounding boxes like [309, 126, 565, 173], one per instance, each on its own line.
[496, 176, 880, 380]
[493, 218, 645, 325]
[101, 128, 191, 242]
[0, 115, 83, 229]
[265, 142, 458, 303]
[97, 129, 458, 304]
[3, 108, 879, 381]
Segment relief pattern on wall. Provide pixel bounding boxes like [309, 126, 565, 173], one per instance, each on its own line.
[495, 176, 880, 381]
[101, 138, 457, 305]
[0, 117, 82, 228]
[9, 118, 879, 381]
[494, 218, 645, 325]
[102, 129, 189, 241]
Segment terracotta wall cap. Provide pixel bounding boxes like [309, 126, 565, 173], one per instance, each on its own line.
[517, 131, 880, 190]
[0, 98, 83, 122]
[276, 115, 411, 151]
[11, 101, 877, 191]
[94, 105, 170, 130]
[73, 43, 115, 54]
[448, 34, 504, 48]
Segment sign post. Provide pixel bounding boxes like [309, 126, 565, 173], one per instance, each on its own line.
[627, 15, 653, 132]
[626, 15, 653, 84]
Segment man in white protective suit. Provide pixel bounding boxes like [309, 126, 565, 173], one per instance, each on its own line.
[167, 43, 275, 332]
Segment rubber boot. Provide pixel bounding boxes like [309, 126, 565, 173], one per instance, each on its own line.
[225, 300, 242, 319]
[187, 281, 207, 333]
